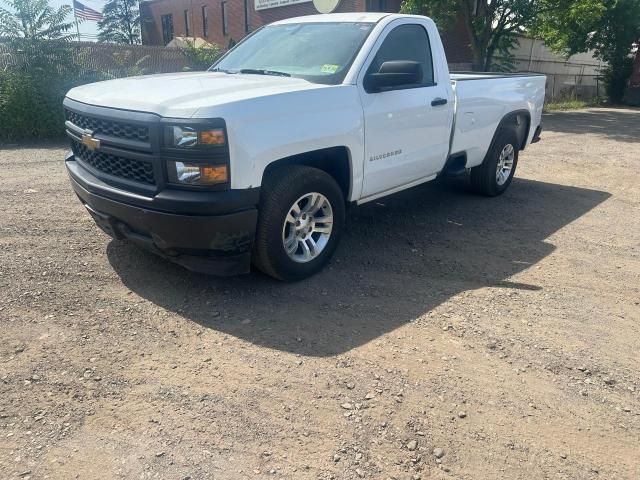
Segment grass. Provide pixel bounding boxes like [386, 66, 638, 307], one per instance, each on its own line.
[544, 98, 605, 112]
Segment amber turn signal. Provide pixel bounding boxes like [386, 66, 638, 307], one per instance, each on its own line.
[168, 161, 228, 185]
[199, 165, 228, 182]
[199, 129, 226, 145]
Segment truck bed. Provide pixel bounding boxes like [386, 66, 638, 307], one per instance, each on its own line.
[450, 72, 546, 81]
[449, 73, 547, 167]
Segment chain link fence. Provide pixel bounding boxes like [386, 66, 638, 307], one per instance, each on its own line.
[1, 42, 607, 102]
[0, 41, 193, 77]
[0, 41, 203, 142]
[543, 73, 605, 102]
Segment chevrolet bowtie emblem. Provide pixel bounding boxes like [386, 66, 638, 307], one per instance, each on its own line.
[81, 130, 100, 151]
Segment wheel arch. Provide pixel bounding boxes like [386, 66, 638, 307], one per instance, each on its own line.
[494, 109, 531, 152]
[261, 147, 352, 202]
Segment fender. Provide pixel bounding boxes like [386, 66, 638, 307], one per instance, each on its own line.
[474, 109, 531, 170]
[198, 85, 365, 201]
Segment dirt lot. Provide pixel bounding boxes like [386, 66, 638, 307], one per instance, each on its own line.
[1, 108, 639, 480]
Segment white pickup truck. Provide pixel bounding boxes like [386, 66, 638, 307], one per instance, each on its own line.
[64, 13, 545, 280]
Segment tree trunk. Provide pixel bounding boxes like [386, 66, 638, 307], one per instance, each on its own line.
[471, 39, 494, 72]
[471, 48, 485, 71]
[462, 0, 490, 71]
[484, 42, 497, 71]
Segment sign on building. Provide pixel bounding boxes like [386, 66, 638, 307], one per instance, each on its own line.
[255, 0, 312, 11]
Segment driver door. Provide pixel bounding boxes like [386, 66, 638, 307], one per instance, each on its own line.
[358, 21, 453, 199]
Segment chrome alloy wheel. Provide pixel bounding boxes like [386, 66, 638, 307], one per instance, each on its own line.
[496, 143, 515, 186]
[282, 192, 334, 263]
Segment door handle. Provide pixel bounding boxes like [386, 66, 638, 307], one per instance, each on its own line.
[431, 98, 448, 107]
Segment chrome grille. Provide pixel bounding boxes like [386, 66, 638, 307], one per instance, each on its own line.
[65, 109, 149, 143]
[71, 140, 155, 185]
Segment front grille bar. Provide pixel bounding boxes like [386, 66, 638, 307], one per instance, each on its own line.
[71, 140, 156, 185]
[64, 102, 162, 191]
[65, 109, 150, 143]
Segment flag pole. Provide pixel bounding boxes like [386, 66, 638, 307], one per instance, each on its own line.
[73, 1, 81, 40]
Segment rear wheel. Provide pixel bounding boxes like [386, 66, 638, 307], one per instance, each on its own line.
[470, 127, 519, 196]
[252, 166, 345, 281]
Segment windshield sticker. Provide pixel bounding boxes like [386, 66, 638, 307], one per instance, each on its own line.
[321, 64, 339, 74]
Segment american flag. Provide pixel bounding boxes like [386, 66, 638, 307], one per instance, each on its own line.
[73, 0, 103, 21]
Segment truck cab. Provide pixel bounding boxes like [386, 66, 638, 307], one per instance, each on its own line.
[64, 13, 545, 280]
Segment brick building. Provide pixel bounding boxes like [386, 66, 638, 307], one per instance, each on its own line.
[139, 0, 473, 67]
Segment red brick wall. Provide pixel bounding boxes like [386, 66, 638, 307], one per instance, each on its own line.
[141, 0, 365, 48]
[630, 49, 640, 88]
[439, 15, 473, 65]
[140, 0, 472, 65]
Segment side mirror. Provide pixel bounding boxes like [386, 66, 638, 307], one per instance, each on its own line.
[364, 60, 423, 92]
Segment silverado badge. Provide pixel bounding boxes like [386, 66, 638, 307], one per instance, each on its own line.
[82, 130, 100, 151]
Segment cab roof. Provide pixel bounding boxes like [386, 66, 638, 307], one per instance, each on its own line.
[271, 12, 393, 25]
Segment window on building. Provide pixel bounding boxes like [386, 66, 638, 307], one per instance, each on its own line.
[221, 1, 228, 36]
[184, 9, 190, 36]
[161, 14, 174, 45]
[202, 5, 209, 37]
[243, 0, 250, 33]
[367, 24, 434, 86]
[366, 0, 387, 12]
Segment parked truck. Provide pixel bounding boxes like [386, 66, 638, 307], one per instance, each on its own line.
[64, 13, 545, 280]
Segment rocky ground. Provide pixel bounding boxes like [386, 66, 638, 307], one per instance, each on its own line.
[1, 108, 639, 480]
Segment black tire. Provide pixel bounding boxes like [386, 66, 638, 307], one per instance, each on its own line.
[252, 165, 345, 281]
[470, 127, 520, 196]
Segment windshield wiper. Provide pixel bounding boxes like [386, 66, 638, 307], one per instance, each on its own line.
[238, 68, 291, 77]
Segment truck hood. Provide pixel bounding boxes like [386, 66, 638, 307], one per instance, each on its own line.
[65, 71, 329, 118]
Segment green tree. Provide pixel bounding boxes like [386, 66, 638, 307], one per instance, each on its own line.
[536, 0, 640, 102]
[400, 0, 540, 71]
[0, 0, 74, 40]
[98, 0, 140, 45]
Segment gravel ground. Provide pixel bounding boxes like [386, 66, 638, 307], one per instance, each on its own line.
[1, 108, 639, 480]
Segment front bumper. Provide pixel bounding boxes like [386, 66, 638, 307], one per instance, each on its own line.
[66, 154, 259, 276]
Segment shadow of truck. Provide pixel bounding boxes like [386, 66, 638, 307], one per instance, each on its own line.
[106, 177, 610, 357]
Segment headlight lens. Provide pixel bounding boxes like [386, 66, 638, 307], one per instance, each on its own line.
[168, 161, 228, 185]
[166, 126, 226, 147]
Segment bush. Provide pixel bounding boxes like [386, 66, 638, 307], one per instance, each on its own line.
[0, 38, 222, 144]
[601, 58, 634, 104]
[0, 71, 66, 141]
[178, 40, 222, 71]
[0, 40, 94, 143]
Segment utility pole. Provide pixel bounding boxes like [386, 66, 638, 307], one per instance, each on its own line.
[72, 0, 81, 40]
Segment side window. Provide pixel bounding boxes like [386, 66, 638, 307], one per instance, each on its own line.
[368, 24, 434, 87]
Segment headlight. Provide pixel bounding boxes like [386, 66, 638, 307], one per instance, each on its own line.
[167, 161, 228, 185]
[165, 126, 226, 147]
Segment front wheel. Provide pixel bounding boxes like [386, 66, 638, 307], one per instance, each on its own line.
[470, 128, 520, 196]
[252, 166, 345, 281]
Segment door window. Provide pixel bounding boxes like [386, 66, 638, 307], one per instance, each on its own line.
[367, 24, 434, 87]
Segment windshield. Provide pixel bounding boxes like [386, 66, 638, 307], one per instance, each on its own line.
[210, 22, 375, 85]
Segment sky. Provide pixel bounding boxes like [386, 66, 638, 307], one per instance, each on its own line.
[51, 0, 104, 40]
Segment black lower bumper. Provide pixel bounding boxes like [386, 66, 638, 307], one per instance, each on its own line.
[66, 156, 259, 276]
